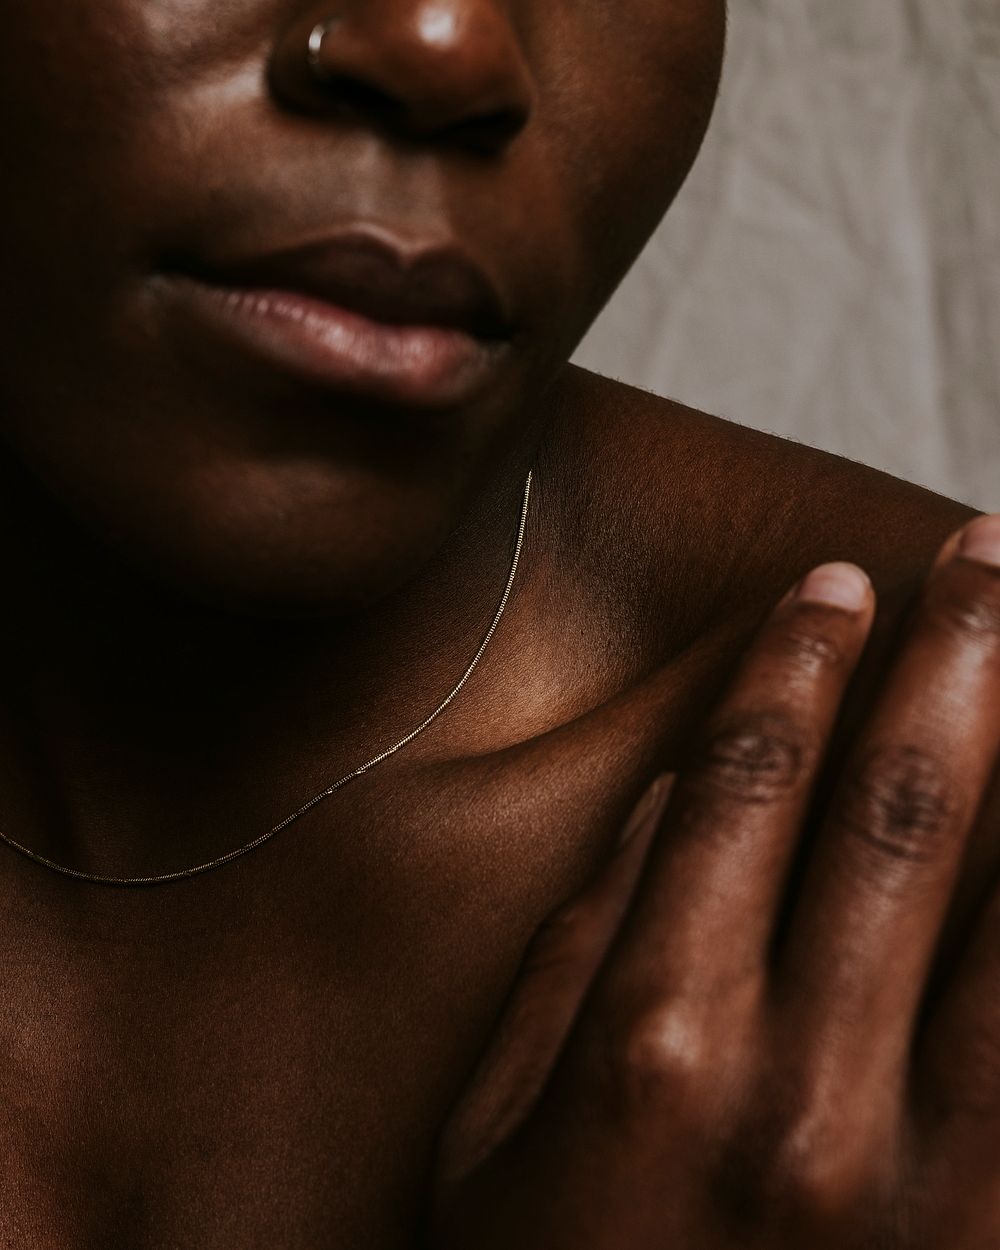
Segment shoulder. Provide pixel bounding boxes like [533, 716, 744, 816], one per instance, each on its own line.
[539, 365, 976, 661]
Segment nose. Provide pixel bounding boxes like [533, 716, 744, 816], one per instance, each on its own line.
[271, 0, 533, 150]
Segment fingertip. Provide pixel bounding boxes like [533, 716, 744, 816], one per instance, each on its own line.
[795, 562, 873, 613]
[932, 522, 970, 572]
[940, 513, 1000, 571]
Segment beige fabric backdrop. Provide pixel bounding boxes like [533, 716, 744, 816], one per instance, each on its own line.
[573, 0, 1000, 510]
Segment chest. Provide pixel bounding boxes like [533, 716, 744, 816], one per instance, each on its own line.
[0, 674, 687, 1250]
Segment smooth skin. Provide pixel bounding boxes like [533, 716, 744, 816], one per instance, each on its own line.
[0, 0, 996, 1246]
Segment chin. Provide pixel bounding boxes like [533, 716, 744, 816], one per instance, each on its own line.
[0, 295, 532, 621]
[0, 429, 463, 622]
[105, 468, 471, 622]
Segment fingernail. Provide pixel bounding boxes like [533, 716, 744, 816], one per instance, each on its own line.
[618, 774, 674, 847]
[957, 515, 1000, 568]
[795, 562, 871, 612]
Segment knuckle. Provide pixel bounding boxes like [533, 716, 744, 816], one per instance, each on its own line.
[716, 1103, 866, 1228]
[592, 1004, 713, 1113]
[835, 743, 961, 869]
[691, 710, 813, 806]
[756, 1136, 857, 1219]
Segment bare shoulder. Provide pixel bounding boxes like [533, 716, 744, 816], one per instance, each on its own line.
[542, 365, 975, 656]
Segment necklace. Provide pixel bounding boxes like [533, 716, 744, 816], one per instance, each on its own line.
[0, 472, 533, 887]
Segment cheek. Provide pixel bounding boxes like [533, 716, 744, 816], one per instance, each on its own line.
[0, 1, 240, 264]
[0, 4, 159, 326]
[539, 0, 726, 306]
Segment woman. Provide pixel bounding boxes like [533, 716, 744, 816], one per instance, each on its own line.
[0, 1, 996, 1245]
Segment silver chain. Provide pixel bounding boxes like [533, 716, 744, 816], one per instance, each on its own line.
[0, 472, 533, 887]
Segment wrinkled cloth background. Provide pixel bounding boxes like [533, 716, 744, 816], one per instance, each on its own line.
[574, 0, 1000, 510]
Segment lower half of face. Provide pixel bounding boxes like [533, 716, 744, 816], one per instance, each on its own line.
[0, 0, 724, 618]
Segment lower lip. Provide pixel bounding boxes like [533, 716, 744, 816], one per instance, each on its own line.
[159, 277, 508, 409]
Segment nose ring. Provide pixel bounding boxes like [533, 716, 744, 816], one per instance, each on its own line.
[307, 17, 341, 80]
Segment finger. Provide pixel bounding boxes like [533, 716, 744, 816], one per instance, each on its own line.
[434, 773, 672, 1190]
[580, 562, 874, 1014]
[778, 516, 1000, 1077]
[917, 846, 1000, 1156]
[913, 867, 1000, 1239]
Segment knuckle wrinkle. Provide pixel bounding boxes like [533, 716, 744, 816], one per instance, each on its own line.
[696, 711, 809, 805]
[781, 626, 849, 672]
[836, 744, 960, 865]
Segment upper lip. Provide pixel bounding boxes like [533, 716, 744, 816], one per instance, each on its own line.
[172, 226, 513, 340]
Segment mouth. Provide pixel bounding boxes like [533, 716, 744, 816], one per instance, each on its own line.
[156, 226, 515, 410]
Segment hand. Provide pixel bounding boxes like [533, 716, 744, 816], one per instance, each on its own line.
[427, 514, 1000, 1249]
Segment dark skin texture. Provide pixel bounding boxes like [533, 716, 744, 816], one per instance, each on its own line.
[1, 0, 998, 1246]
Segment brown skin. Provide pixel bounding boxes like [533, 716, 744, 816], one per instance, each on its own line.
[432, 511, 1000, 1250]
[0, 1, 996, 1247]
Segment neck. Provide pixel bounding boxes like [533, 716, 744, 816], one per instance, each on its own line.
[0, 433, 545, 881]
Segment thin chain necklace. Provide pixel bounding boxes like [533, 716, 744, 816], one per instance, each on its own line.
[0, 472, 533, 888]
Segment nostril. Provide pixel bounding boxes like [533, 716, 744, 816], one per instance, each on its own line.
[316, 73, 526, 152]
[444, 107, 526, 153]
[324, 74, 408, 125]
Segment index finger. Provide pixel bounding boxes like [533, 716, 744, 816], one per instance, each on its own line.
[584, 560, 875, 1012]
